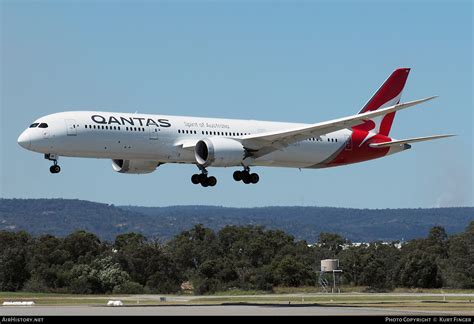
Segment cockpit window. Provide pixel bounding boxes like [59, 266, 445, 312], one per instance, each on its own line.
[38, 123, 48, 128]
[29, 123, 39, 128]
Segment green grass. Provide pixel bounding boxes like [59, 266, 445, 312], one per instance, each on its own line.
[211, 290, 269, 296]
[1, 287, 473, 310]
[393, 288, 474, 294]
[193, 295, 472, 303]
[272, 286, 474, 294]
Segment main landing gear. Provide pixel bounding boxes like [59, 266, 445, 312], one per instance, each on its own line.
[191, 166, 217, 187]
[45, 154, 61, 174]
[233, 167, 259, 184]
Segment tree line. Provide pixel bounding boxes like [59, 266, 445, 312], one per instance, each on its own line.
[0, 221, 472, 294]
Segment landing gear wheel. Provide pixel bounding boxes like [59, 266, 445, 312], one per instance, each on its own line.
[194, 165, 216, 188]
[49, 165, 61, 174]
[207, 176, 217, 187]
[233, 171, 242, 181]
[191, 174, 200, 184]
[45, 154, 60, 174]
[250, 173, 259, 184]
[201, 178, 209, 187]
[198, 173, 208, 184]
[242, 171, 251, 184]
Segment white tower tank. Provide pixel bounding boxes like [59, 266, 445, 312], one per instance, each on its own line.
[321, 259, 339, 272]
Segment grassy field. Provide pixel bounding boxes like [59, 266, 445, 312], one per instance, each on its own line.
[1, 289, 473, 313]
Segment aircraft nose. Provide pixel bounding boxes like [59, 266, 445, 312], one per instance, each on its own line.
[18, 131, 31, 149]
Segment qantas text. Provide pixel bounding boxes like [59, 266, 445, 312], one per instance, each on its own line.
[91, 115, 171, 127]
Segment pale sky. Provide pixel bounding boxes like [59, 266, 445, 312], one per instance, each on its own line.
[1, 0, 472, 208]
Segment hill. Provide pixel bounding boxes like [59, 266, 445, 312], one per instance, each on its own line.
[0, 198, 472, 242]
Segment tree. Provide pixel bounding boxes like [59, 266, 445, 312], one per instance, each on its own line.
[63, 231, 103, 263]
[426, 226, 448, 257]
[341, 242, 399, 290]
[0, 231, 31, 291]
[339, 245, 369, 286]
[114, 233, 146, 250]
[168, 224, 218, 272]
[144, 249, 182, 293]
[398, 251, 442, 288]
[94, 256, 131, 292]
[273, 255, 315, 287]
[440, 221, 474, 288]
[27, 234, 70, 290]
[318, 232, 348, 254]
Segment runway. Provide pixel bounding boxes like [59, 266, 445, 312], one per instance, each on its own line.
[0, 305, 467, 316]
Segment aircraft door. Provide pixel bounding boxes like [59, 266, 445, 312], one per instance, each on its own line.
[149, 126, 159, 140]
[65, 119, 77, 136]
[344, 134, 352, 151]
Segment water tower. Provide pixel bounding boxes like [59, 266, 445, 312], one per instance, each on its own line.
[319, 259, 342, 293]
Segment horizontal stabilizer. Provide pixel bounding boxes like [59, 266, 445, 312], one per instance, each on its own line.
[369, 134, 456, 148]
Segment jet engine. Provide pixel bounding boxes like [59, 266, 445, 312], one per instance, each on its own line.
[195, 138, 246, 167]
[112, 159, 159, 174]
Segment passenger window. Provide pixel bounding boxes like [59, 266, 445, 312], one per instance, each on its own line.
[38, 123, 48, 128]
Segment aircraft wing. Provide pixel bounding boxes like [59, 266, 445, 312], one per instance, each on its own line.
[175, 139, 200, 150]
[369, 134, 455, 148]
[239, 96, 437, 158]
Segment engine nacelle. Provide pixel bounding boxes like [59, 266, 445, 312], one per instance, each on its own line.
[195, 138, 246, 167]
[112, 159, 159, 174]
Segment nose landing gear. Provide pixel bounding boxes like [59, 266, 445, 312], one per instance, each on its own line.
[45, 154, 61, 174]
[49, 164, 61, 174]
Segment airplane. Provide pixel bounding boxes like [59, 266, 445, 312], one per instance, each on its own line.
[17, 68, 454, 187]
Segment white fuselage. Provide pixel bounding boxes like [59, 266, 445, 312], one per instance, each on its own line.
[18, 111, 352, 169]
